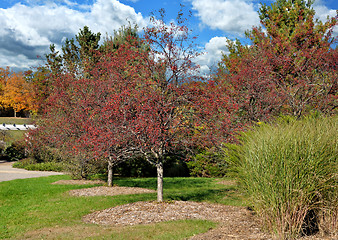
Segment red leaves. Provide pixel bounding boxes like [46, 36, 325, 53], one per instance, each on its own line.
[217, 1, 337, 121]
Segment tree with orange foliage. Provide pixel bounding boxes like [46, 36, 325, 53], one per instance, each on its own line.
[1, 71, 34, 117]
[24, 67, 51, 114]
[0, 67, 11, 110]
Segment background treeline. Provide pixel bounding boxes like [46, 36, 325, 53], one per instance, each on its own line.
[4, 0, 338, 239]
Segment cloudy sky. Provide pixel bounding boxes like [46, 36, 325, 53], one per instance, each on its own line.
[0, 0, 337, 73]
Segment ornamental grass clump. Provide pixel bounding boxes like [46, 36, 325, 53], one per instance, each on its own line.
[228, 115, 337, 239]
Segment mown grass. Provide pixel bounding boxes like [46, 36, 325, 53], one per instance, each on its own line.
[0, 117, 33, 145]
[1, 131, 26, 144]
[0, 175, 240, 239]
[0, 117, 33, 125]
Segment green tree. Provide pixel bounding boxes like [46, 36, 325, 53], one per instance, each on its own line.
[46, 26, 101, 77]
[101, 25, 146, 51]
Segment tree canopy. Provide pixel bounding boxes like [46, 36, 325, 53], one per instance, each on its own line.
[217, 0, 337, 121]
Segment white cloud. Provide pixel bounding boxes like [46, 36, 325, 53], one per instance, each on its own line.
[195, 36, 230, 74]
[313, 1, 337, 36]
[90, 0, 146, 34]
[190, 0, 260, 36]
[0, 0, 147, 70]
[0, 49, 42, 71]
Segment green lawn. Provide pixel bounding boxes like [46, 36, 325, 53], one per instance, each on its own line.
[0, 117, 33, 145]
[0, 117, 33, 125]
[0, 175, 243, 239]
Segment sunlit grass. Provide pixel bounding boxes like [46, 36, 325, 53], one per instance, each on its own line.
[0, 117, 33, 144]
[0, 117, 33, 125]
[0, 175, 239, 239]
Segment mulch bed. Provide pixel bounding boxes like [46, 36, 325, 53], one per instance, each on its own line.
[51, 179, 335, 239]
[83, 200, 271, 239]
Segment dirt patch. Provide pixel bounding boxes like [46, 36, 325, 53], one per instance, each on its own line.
[52, 179, 105, 185]
[69, 186, 156, 196]
[83, 200, 271, 239]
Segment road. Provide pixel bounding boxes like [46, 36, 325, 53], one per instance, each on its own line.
[0, 161, 63, 182]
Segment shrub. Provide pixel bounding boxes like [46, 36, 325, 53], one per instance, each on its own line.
[227, 115, 337, 239]
[29, 145, 63, 163]
[4, 141, 26, 161]
[13, 159, 65, 172]
[187, 149, 227, 177]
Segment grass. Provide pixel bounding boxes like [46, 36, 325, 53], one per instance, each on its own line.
[0, 117, 33, 145]
[0, 117, 33, 125]
[114, 177, 244, 206]
[0, 175, 241, 239]
[228, 115, 338, 239]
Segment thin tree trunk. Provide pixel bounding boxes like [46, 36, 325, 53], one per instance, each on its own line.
[157, 161, 164, 202]
[14, 111, 16, 118]
[107, 158, 113, 187]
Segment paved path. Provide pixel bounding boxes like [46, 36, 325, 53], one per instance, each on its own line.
[0, 161, 64, 182]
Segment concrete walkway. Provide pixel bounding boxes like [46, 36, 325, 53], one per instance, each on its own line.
[0, 161, 64, 182]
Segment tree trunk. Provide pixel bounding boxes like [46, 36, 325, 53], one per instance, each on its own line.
[14, 110, 16, 118]
[157, 161, 164, 202]
[107, 158, 113, 187]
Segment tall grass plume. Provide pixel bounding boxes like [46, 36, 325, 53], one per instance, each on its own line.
[227, 115, 337, 239]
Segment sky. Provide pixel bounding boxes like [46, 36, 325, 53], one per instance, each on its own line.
[0, 0, 337, 73]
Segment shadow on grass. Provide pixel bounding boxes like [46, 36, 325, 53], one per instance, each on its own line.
[166, 188, 232, 202]
[113, 177, 243, 205]
[114, 177, 214, 190]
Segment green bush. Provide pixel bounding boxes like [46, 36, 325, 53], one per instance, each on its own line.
[24, 162, 64, 172]
[187, 149, 227, 177]
[12, 158, 35, 168]
[29, 145, 63, 163]
[227, 115, 337, 239]
[13, 159, 65, 172]
[4, 141, 26, 161]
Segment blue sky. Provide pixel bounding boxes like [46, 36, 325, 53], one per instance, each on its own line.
[0, 0, 337, 73]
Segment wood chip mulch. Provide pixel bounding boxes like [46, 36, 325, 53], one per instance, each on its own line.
[69, 186, 156, 196]
[83, 200, 271, 239]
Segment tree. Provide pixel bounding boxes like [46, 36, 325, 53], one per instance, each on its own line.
[1, 71, 34, 117]
[24, 67, 52, 114]
[34, 9, 204, 200]
[32, 26, 148, 185]
[126, 8, 202, 202]
[77, 34, 149, 186]
[217, 0, 337, 120]
[46, 26, 101, 77]
[29, 26, 104, 179]
[0, 67, 11, 113]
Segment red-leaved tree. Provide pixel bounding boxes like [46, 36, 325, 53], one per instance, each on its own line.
[124, 8, 203, 201]
[217, 0, 337, 121]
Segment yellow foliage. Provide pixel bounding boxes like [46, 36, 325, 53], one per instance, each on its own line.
[0, 68, 35, 114]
